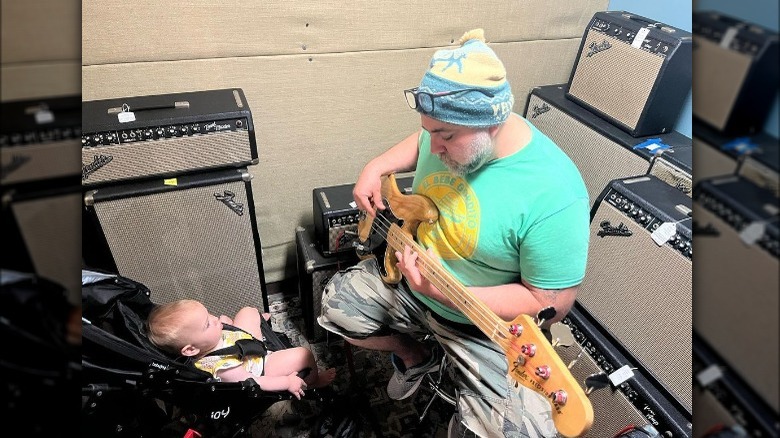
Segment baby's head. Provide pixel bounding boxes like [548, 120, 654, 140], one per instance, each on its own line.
[147, 299, 223, 357]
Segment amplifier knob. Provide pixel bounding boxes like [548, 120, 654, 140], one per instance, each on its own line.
[144, 129, 153, 139]
[81, 137, 89, 146]
[156, 128, 165, 137]
[168, 127, 177, 136]
[191, 124, 201, 133]
[180, 125, 189, 135]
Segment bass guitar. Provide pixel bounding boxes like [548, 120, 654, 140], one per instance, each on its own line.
[356, 174, 593, 438]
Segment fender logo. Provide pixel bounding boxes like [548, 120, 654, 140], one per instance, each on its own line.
[214, 190, 244, 216]
[597, 220, 632, 237]
[587, 40, 612, 57]
[1, 155, 31, 180]
[530, 103, 550, 119]
[82, 154, 113, 180]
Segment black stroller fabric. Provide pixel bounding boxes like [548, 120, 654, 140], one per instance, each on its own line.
[81, 269, 332, 438]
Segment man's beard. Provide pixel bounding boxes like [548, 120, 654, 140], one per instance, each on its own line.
[439, 131, 494, 176]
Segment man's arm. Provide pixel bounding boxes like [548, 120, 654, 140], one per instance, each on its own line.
[354, 130, 420, 216]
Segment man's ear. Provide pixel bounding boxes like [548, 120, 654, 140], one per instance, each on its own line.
[181, 344, 200, 357]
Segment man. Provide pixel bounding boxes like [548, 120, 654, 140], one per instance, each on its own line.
[318, 29, 590, 437]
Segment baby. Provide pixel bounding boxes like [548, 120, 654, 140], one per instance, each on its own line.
[147, 299, 335, 399]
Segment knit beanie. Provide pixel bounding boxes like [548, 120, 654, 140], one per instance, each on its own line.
[415, 29, 514, 127]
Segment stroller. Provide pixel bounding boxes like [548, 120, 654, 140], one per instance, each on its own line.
[81, 269, 347, 438]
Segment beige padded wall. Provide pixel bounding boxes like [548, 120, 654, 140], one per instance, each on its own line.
[82, 1, 608, 283]
[1, 0, 81, 101]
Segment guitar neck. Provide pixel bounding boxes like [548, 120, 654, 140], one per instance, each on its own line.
[385, 224, 514, 350]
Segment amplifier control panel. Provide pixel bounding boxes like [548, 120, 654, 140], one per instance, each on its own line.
[81, 118, 249, 148]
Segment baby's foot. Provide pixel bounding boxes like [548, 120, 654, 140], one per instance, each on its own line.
[311, 368, 337, 388]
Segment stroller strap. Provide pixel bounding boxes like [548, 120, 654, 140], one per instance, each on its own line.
[203, 324, 267, 360]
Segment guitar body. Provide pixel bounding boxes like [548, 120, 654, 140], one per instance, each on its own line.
[356, 173, 593, 437]
[357, 174, 438, 284]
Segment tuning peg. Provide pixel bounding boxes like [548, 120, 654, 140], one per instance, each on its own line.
[536, 307, 557, 326]
[549, 323, 575, 348]
[584, 372, 611, 395]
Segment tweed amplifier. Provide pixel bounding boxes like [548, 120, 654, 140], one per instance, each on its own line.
[581, 175, 693, 415]
[82, 167, 269, 316]
[313, 175, 415, 256]
[693, 332, 778, 437]
[81, 88, 258, 186]
[693, 175, 778, 412]
[692, 118, 779, 196]
[1, 95, 81, 185]
[692, 11, 779, 135]
[526, 84, 692, 205]
[557, 304, 691, 437]
[567, 11, 692, 137]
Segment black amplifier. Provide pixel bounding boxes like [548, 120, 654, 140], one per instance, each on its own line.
[558, 303, 692, 437]
[81, 88, 258, 186]
[313, 175, 414, 256]
[1, 95, 81, 185]
[692, 11, 779, 135]
[567, 11, 692, 137]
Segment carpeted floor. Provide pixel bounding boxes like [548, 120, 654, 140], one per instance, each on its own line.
[251, 293, 455, 438]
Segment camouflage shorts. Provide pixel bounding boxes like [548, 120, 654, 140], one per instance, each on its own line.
[318, 259, 557, 438]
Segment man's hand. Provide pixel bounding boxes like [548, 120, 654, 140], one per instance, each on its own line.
[353, 166, 385, 217]
[395, 245, 441, 298]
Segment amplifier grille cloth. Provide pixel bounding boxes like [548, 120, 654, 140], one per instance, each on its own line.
[527, 95, 648, 203]
[569, 30, 663, 130]
[693, 206, 779, 411]
[82, 130, 252, 185]
[1, 139, 80, 184]
[556, 339, 648, 437]
[651, 159, 692, 197]
[12, 193, 82, 303]
[579, 203, 692, 411]
[692, 37, 752, 130]
[93, 180, 261, 318]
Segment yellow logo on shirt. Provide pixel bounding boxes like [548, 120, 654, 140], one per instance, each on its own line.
[417, 172, 480, 260]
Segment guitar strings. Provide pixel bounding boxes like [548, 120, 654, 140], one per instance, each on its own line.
[368, 212, 571, 396]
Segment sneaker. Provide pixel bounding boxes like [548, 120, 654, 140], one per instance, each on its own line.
[386, 344, 441, 400]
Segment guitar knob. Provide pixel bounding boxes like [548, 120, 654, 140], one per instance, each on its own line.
[551, 390, 568, 405]
[535, 365, 551, 380]
[521, 344, 537, 357]
[508, 324, 523, 336]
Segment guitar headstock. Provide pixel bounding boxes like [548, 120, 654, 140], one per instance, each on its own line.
[504, 313, 593, 438]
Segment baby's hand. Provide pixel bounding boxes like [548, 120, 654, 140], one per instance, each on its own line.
[287, 373, 307, 399]
[219, 315, 234, 325]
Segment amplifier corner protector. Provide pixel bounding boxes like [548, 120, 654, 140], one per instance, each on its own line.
[240, 169, 252, 182]
[84, 190, 97, 206]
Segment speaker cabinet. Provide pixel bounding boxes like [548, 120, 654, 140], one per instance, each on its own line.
[693, 176, 778, 412]
[2, 182, 81, 304]
[567, 11, 692, 137]
[693, 332, 778, 437]
[582, 175, 693, 413]
[295, 226, 358, 341]
[692, 11, 780, 135]
[82, 167, 269, 317]
[558, 305, 691, 437]
[526, 84, 692, 205]
[81, 89, 258, 187]
[692, 119, 779, 196]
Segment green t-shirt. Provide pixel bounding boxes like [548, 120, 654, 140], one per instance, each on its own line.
[410, 115, 590, 324]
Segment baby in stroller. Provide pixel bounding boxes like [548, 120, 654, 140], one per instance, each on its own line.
[147, 299, 336, 399]
[82, 269, 339, 438]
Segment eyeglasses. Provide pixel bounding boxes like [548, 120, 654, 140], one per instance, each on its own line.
[404, 87, 495, 114]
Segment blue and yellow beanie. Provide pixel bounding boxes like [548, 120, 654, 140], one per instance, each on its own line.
[416, 29, 514, 128]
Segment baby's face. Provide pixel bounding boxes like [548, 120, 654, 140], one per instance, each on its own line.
[180, 301, 223, 354]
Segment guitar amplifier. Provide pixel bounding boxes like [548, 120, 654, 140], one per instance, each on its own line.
[582, 175, 693, 414]
[525, 84, 692, 205]
[692, 11, 780, 135]
[567, 11, 693, 137]
[557, 304, 691, 437]
[692, 175, 779, 412]
[81, 88, 258, 186]
[313, 175, 415, 256]
[692, 118, 779, 196]
[1, 95, 81, 185]
[82, 167, 270, 317]
[295, 226, 359, 341]
[692, 332, 779, 437]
